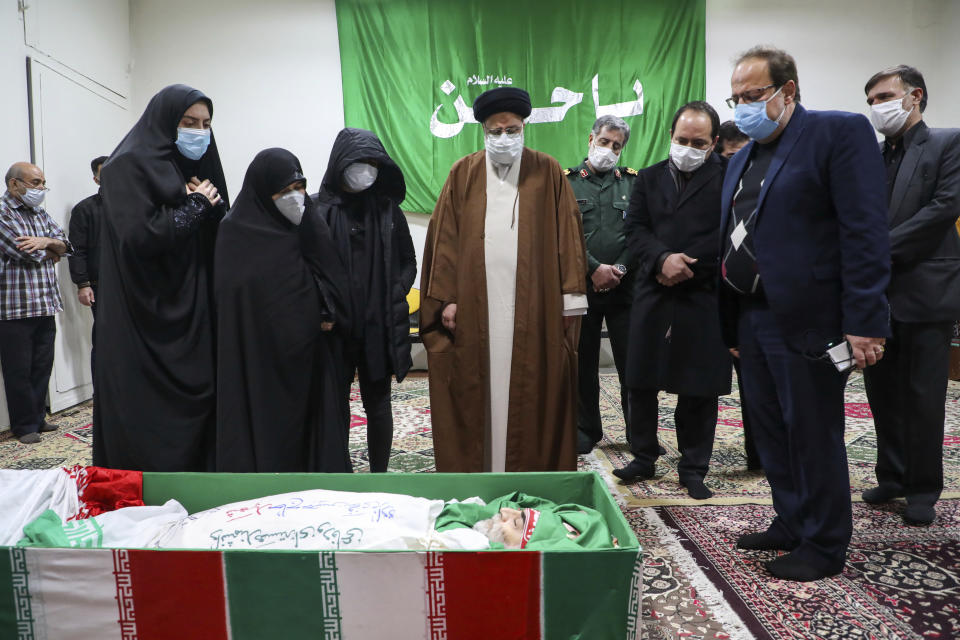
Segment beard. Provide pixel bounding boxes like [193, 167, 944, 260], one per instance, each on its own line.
[472, 516, 512, 547]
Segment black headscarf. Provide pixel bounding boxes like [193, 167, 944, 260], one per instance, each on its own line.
[214, 148, 351, 472]
[93, 84, 228, 472]
[105, 84, 229, 210]
[319, 127, 405, 203]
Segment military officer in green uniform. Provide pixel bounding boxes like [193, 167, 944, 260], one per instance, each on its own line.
[566, 115, 639, 454]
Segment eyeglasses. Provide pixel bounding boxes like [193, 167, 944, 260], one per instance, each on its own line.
[725, 84, 776, 109]
[17, 178, 49, 192]
[485, 126, 522, 137]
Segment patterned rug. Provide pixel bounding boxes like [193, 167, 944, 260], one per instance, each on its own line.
[652, 500, 960, 640]
[590, 371, 960, 506]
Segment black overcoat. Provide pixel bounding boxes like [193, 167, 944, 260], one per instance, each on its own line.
[623, 153, 732, 396]
[314, 128, 416, 382]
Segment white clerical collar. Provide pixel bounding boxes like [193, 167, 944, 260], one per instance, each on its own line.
[493, 161, 514, 181]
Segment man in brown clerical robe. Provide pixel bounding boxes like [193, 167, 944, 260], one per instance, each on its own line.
[420, 87, 588, 472]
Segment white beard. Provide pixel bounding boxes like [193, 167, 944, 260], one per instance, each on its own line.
[472, 516, 508, 545]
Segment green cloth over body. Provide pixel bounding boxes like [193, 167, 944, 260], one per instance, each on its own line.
[435, 491, 616, 550]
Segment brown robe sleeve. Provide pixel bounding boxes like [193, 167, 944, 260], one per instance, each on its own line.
[420, 163, 460, 353]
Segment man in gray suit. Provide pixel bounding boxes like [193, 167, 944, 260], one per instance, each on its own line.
[862, 65, 960, 526]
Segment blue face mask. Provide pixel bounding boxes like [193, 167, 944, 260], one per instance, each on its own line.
[734, 86, 786, 140]
[176, 127, 211, 160]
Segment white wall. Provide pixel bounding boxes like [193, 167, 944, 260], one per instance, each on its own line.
[130, 0, 345, 202]
[706, 0, 954, 127]
[0, 3, 31, 171]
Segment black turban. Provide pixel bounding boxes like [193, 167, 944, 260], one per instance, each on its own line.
[472, 87, 532, 123]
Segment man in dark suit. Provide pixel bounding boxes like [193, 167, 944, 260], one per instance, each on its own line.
[613, 101, 731, 500]
[719, 46, 891, 581]
[861, 65, 960, 526]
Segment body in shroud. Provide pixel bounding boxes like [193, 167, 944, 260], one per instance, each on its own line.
[215, 148, 351, 472]
[94, 84, 227, 471]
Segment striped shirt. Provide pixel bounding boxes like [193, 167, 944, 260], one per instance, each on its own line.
[0, 191, 71, 320]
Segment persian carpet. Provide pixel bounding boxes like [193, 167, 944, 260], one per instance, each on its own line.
[652, 500, 960, 639]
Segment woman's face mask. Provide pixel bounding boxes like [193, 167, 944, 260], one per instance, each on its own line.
[342, 163, 378, 192]
[274, 189, 306, 225]
[176, 128, 211, 160]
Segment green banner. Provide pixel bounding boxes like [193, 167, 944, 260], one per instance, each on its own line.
[336, 0, 705, 213]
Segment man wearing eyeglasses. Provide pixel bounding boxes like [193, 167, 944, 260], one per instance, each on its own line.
[718, 47, 890, 581]
[0, 162, 71, 444]
[860, 65, 960, 527]
[421, 87, 588, 473]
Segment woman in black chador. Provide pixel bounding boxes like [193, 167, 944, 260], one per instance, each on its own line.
[315, 128, 416, 473]
[214, 148, 351, 472]
[93, 84, 227, 471]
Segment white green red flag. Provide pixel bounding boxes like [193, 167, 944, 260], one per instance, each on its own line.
[0, 546, 641, 638]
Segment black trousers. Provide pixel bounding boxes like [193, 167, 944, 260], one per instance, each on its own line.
[733, 357, 761, 468]
[738, 300, 851, 569]
[626, 388, 717, 480]
[863, 319, 952, 506]
[577, 302, 631, 443]
[343, 342, 393, 473]
[0, 316, 56, 437]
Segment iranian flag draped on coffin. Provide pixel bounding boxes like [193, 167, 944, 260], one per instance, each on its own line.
[0, 545, 642, 639]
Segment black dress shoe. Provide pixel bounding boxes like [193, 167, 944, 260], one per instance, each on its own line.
[39, 421, 58, 433]
[612, 460, 655, 482]
[680, 476, 713, 500]
[903, 503, 935, 526]
[765, 552, 843, 582]
[577, 430, 599, 455]
[736, 530, 799, 551]
[861, 485, 904, 504]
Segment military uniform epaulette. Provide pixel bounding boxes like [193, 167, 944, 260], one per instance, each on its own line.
[563, 168, 571, 176]
[625, 167, 638, 176]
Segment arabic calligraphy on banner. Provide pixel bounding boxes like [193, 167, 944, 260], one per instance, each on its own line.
[336, 0, 705, 214]
[430, 74, 643, 139]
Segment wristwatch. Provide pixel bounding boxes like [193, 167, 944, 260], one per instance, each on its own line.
[614, 264, 627, 275]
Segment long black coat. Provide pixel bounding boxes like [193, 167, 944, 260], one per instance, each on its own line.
[314, 128, 416, 382]
[623, 153, 732, 396]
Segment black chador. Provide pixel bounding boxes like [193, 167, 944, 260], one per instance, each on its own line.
[214, 148, 351, 472]
[93, 85, 228, 471]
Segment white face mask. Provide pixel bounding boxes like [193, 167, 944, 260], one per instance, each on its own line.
[870, 97, 912, 137]
[19, 187, 46, 208]
[670, 143, 709, 173]
[342, 163, 378, 192]
[275, 190, 305, 225]
[485, 131, 524, 165]
[588, 143, 619, 173]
